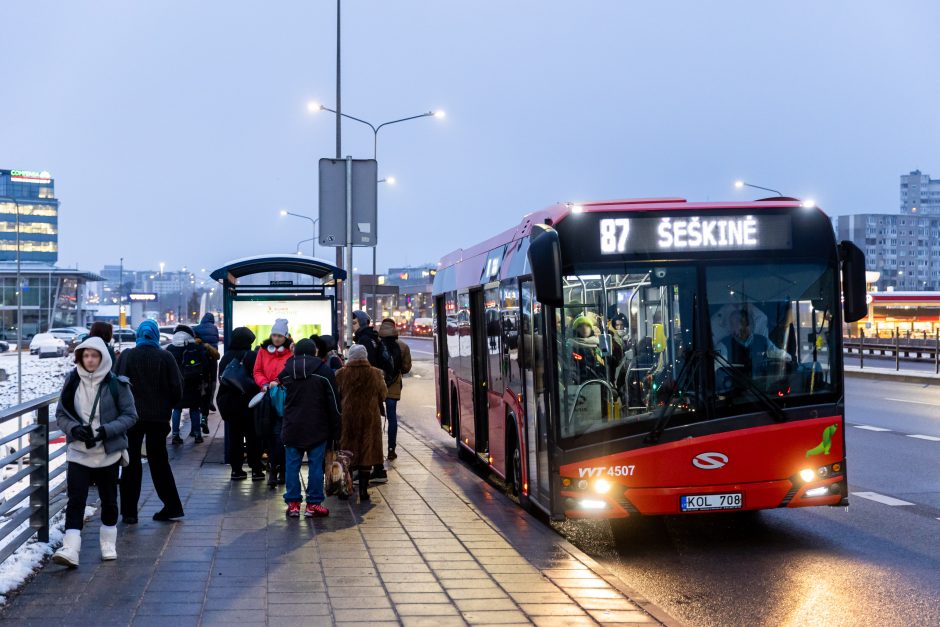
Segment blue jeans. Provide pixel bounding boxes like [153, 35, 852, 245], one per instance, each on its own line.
[171, 407, 202, 437]
[386, 398, 398, 450]
[283, 442, 327, 505]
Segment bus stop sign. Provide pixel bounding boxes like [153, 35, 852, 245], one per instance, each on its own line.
[318, 158, 378, 247]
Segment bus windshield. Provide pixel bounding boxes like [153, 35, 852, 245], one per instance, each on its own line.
[557, 262, 839, 441]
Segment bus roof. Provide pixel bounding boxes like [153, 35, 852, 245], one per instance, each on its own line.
[439, 197, 812, 268]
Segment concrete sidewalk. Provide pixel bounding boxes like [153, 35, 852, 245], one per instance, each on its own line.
[0, 410, 670, 626]
[844, 364, 940, 384]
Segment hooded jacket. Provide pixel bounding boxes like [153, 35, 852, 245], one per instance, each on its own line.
[277, 350, 342, 450]
[253, 337, 293, 388]
[115, 334, 183, 423]
[166, 328, 212, 407]
[193, 313, 220, 349]
[56, 336, 138, 467]
[353, 325, 382, 368]
[377, 320, 412, 400]
[217, 327, 260, 421]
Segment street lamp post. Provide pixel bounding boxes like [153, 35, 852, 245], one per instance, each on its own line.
[310, 103, 443, 322]
[280, 211, 318, 257]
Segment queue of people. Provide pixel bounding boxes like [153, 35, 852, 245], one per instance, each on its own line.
[51, 312, 412, 567]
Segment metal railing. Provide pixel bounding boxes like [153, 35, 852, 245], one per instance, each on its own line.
[843, 329, 940, 373]
[0, 392, 66, 564]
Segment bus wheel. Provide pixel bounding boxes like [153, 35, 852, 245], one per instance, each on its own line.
[508, 427, 530, 509]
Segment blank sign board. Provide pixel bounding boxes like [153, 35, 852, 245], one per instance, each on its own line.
[318, 158, 378, 247]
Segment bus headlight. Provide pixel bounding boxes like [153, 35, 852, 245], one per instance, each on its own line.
[579, 499, 607, 510]
[805, 486, 829, 497]
[799, 468, 816, 482]
[593, 479, 611, 495]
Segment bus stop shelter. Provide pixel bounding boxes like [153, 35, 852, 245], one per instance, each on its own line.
[210, 254, 346, 349]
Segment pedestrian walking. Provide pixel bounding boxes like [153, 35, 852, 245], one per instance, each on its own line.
[350, 311, 393, 483]
[378, 318, 412, 461]
[217, 326, 265, 481]
[193, 312, 221, 434]
[253, 318, 293, 487]
[166, 325, 212, 444]
[52, 337, 138, 567]
[314, 334, 344, 371]
[336, 344, 387, 501]
[278, 339, 341, 517]
[88, 321, 117, 366]
[115, 320, 185, 523]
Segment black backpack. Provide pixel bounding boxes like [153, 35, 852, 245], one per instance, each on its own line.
[378, 338, 401, 387]
[178, 345, 204, 382]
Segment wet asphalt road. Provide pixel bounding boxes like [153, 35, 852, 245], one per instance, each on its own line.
[401, 338, 940, 626]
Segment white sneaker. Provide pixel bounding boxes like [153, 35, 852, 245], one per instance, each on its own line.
[100, 525, 117, 561]
[52, 530, 81, 568]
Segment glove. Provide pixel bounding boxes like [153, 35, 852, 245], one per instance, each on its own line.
[70, 425, 94, 444]
[95, 427, 108, 442]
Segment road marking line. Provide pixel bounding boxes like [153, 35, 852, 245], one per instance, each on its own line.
[851, 491, 914, 506]
[907, 434, 940, 441]
[885, 397, 940, 407]
[853, 425, 892, 432]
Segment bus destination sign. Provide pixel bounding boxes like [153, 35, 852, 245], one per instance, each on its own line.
[598, 214, 791, 254]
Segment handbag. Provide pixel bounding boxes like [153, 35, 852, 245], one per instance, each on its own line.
[220, 353, 254, 394]
[324, 449, 354, 498]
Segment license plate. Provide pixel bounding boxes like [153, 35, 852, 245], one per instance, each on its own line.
[680, 492, 743, 512]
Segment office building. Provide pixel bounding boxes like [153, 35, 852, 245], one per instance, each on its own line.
[0, 169, 59, 263]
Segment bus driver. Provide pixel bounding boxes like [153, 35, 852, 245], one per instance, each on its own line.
[716, 308, 791, 379]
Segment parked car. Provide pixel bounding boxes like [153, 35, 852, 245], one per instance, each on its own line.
[112, 328, 137, 348]
[159, 326, 176, 335]
[48, 327, 83, 342]
[412, 317, 433, 337]
[30, 333, 67, 357]
[0, 340, 8, 353]
[160, 333, 173, 347]
[67, 332, 90, 354]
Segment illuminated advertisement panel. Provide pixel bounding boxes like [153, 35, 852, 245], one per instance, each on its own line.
[231, 298, 334, 347]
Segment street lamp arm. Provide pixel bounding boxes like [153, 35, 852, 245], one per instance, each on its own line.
[374, 112, 434, 135]
[319, 106, 378, 134]
[740, 182, 783, 197]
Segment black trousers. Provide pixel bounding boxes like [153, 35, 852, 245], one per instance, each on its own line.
[120, 421, 183, 517]
[65, 461, 119, 530]
[228, 416, 263, 472]
[201, 361, 219, 415]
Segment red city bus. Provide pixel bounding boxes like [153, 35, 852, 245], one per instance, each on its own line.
[432, 197, 867, 520]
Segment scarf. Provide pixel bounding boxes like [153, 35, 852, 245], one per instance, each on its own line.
[136, 319, 161, 348]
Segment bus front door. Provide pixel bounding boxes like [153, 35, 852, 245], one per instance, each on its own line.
[434, 295, 449, 432]
[469, 288, 490, 458]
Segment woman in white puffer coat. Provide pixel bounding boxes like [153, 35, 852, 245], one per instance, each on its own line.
[52, 336, 138, 567]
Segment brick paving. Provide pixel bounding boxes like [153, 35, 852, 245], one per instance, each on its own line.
[1, 409, 669, 626]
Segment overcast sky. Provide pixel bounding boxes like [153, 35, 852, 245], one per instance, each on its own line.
[4, 1, 939, 276]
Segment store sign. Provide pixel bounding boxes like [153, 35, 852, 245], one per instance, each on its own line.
[128, 292, 157, 301]
[10, 170, 52, 184]
[598, 214, 791, 254]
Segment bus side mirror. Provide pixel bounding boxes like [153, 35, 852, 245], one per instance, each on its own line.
[839, 240, 867, 323]
[528, 224, 563, 307]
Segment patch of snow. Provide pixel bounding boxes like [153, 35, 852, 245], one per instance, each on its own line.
[0, 505, 96, 605]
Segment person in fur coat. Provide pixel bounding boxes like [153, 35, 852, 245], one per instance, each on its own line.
[336, 344, 387, 501]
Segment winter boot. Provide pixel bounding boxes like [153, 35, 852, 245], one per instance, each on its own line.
[100, 525, 117, 561]
[358, 469, 372, 502]
[267, 463, 278, 489]
[52, 529, 81, 568]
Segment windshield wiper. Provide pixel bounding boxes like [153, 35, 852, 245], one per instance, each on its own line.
[711, 349, 787, 423]
[644, 348, 704, 444]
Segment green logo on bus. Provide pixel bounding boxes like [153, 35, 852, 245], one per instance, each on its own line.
[806, 424, 838, 457]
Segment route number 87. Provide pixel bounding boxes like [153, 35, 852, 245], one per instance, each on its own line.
[600, 218, 630, 254]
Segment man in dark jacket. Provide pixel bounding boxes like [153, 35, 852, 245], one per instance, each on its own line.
[115, 319, 185, 523]
[166, 325, 212, 444]
[217, 327, 264, 481]
[193, 313, 221, 431]
[278, 339, 341, 518]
